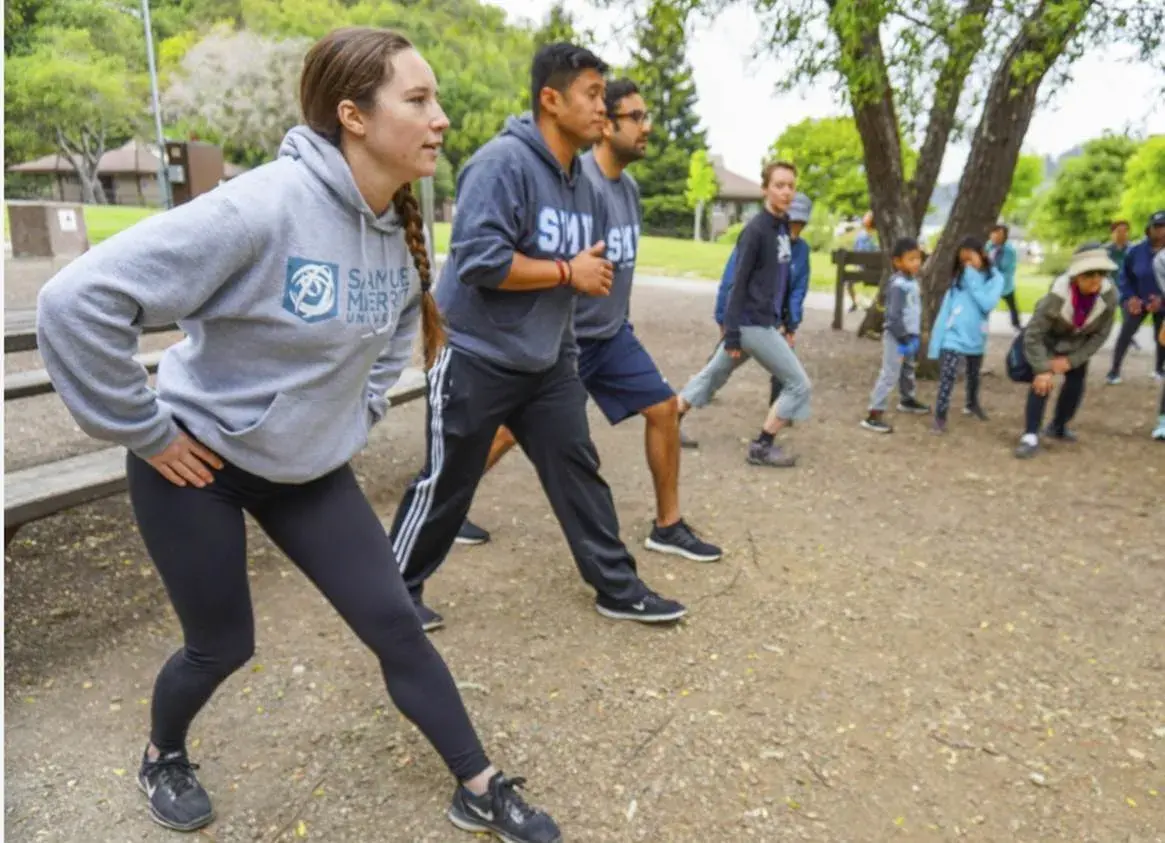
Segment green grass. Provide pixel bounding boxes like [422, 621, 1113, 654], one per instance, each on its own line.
[26, 210, 1054, 313]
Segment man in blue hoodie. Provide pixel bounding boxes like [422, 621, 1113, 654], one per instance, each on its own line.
[459, 78, 722, 564]
[388, 43, 686, 631]
[1105, 209, 1165, 384]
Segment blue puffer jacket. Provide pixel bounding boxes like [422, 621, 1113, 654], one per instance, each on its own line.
[927, 265, 1004, 358]
[1117, 239, 1165, 303]
[715, 238, 810, 330]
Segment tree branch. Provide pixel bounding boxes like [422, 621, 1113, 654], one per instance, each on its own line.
[907, 0, 994, 225]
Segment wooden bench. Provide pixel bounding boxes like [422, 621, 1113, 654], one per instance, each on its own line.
[5, 307, 176, 354]
[4, 325, 429, 547]
[831, 249, 887, 330]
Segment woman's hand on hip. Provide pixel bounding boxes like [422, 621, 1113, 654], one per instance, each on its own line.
[148, 432, 225, 488]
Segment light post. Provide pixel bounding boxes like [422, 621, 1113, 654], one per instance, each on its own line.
[140, 0, 172, 209]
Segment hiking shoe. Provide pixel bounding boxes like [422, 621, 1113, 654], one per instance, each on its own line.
[594, 590, 687, 624]
[645, 519, 722, 562]
[746, 440, 797, 467]
[1014, 434, 1040, 459]
[897, 397, 930, 414]
[413, 599, 445, 632]
[1105, 373, 1122, 385]
[455, 520, 490, 546]
[679, 426, 699, 449]
[448, 772, 561, 843]
[1043, 424, 1077, 443]
[860, 414, 893, 433]
[138, 747, 214, 832]
[963, 405, 989, 421]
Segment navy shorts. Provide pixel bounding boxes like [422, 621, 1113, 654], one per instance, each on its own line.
[577, 323, 676, 425]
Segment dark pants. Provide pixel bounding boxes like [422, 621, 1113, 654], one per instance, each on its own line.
[1109, 307, 1165, 376]
[127, 452, 489, 780]
[1025, 363, 1088, 435]
[935, 350, 983, 420]
[390, 347, 646, 604]
[1001, 292, 1022, 330]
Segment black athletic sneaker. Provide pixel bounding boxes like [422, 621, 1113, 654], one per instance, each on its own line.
[963, 405, 989, 421]
[1043, 424, 1078, 442]
[413, 598, 445, 632]
[746, 440, 797, 467]
[679, 425, 699, 449]
[448, 772, 561, 843]
[897, 397, 930, 414]
[594, 589, 687, 623]
[645, 519, 722, 562]
[455, 520, 491, 546]
[860, 414, 893, 433]
[137, 747, 214, 832]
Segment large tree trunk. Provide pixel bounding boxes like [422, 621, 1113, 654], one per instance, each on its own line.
[848, 0, 992, 338]
[57, 123, 108, 205]
[916, 0, 1094, 375]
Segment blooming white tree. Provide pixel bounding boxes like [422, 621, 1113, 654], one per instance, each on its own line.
[162, 29, 311, 159]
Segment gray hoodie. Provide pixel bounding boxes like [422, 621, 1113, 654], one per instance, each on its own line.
[435, 113, 609, 372]
[36, 126, 422, 484]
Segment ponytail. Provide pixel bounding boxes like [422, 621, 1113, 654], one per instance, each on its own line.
[392, 184, 446, 370]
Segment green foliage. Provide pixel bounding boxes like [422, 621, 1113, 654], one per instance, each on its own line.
[629, 0, 709, 234]
[684, 150, 718, 208]
[1119, 135, 1165, 228]
[769, 117, 866, 218]
[1032, 134, 1139, 246]
[533, 1, 593, 50]
[801, 203, 841, 252]
[718, 222, 745, 245]
[1000, 153, 1045, 223]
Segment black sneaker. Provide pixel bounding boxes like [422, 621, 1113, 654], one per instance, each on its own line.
[644, 519, 722, 562]
[137, 747, 214, 832]
[897, 397, 930, 414]
[455, 520, 491, 546]
[595, 589, 687, 624]
[679, 425, 699, 449]
[448, 772, 561, 843]
[413, 598, 445, 632]
[963, 405, 989, 421]
[860, 414, 893, 433]
[1043, 424, 1078, 442]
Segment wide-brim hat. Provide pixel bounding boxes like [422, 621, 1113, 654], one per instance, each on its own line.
[1067, 245, 1117, 277]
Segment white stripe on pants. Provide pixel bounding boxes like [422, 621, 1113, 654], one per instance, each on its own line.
[680, 326, 812, 421]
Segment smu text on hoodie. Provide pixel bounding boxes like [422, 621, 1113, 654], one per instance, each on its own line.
[435, 113, 609, 373]
[35, 126, 422, 484]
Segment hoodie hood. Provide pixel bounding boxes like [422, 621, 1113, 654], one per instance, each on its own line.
[500, 112, 582, 185]
[277, 125, 403, 235]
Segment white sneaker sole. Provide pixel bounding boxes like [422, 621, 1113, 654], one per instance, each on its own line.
[860, 420, 892, 433]
[594, 603, 687, 623]
[644, 536, 722, 562]
[137, 776, 214, 832]
[448, 808, 562, 843]
[454, 535, 488, 546]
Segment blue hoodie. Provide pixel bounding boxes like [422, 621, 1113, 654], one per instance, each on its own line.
[435, 113, 608, 372]
[1117, 239, 1164, 303]
[927, 265, 1004, 358]
[714, 237, 809, 330]
[986, 240, 1017, 296]
[36, 126, 422, 484]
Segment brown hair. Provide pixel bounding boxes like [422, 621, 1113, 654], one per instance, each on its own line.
[761, 159, 797, 188]
[300, 27, 446, 370]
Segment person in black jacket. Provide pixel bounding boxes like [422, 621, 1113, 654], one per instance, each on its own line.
[675, 160, 812, 467]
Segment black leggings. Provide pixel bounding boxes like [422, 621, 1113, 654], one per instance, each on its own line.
[127, 452, 489, 781]
[1109, 308, 1165, 376]
[1001, 292, 1021, 330]
[1024, 363, 1088, 435]
[935, 350, 983, 421]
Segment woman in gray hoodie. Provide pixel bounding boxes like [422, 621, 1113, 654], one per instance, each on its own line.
[35, 27, 561, 843]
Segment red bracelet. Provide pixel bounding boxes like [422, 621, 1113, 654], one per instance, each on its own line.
[556, 259, 572, 286]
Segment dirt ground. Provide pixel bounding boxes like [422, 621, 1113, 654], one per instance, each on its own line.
[5, 259, 1164, 842]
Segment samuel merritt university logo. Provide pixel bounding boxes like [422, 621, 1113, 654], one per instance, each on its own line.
[283, 257, 340, 323]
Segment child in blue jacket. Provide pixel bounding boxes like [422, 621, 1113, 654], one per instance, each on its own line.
[927, 236, 1004, 433]
[987, 223, 1020, 330]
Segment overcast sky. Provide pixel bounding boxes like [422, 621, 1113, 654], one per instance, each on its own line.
[486, 0, 1165, 185]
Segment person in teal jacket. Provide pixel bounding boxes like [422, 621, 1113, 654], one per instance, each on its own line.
[988, 223, 1020, 330]
[928, 236, 1004, 433]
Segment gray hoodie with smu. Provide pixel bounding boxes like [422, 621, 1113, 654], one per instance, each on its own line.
[435, 113, 609, 372]
[36, 126, 422, 484]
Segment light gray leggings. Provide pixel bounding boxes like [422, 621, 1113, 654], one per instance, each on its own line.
[680, 326, 812, 422]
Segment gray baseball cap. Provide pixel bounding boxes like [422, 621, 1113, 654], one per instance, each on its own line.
[788, 192, 813, 223]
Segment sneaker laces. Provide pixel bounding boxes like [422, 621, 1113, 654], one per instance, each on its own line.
[492, 775, 537, 823]
[149, 753, 201, 798]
